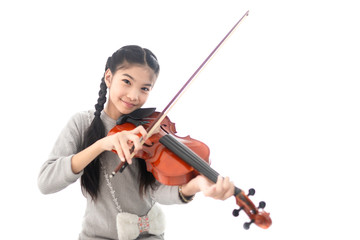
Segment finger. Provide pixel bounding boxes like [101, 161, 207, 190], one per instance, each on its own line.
[213, 175, 225, 198]
[118, 135, 133, 164]
[113, 140, 125, 162]
[126, 134, 143, 154]
[222, 176, 231, 190]
[224, 182, 235, 199]
[131, 126, 148, 140]
[213, 176, 232, 200]
[220, 177, 234, 200]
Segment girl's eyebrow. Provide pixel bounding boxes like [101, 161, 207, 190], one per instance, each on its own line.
[122, 73, 134, 80]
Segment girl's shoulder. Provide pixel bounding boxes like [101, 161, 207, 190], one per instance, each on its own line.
[77, 109, 95, 126]
[65, 110, 95, 132]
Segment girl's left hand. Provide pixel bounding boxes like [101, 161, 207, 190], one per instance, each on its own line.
[181, 175, 235, 200]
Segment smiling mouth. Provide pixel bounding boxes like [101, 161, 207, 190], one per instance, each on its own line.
[121, 99, 136, 108]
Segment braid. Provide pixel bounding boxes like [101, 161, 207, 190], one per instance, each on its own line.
[95, 56, 111, 117]
[95, 77, 107, 116]
[81, 71, 108, 200]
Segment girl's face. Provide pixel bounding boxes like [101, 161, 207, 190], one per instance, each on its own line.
[104, 64, 157, 120]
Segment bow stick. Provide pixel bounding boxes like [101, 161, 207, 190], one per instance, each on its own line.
[110, 10, 250, 177]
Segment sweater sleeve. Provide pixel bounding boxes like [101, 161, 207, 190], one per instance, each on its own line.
[149, 183, 187, 205]
[37, 112, 89, 194]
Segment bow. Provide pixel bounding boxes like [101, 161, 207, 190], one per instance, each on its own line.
[116, 204, 165, 240]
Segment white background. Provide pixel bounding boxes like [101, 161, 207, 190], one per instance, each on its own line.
[1, 0, 359, 239]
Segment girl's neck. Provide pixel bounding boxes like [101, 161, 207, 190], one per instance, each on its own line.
[104, 104, 124, 121]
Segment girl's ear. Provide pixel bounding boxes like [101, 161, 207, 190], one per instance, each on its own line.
[104, 69, 112, 88]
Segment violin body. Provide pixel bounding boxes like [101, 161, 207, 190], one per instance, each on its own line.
[108, 111, 211, 186]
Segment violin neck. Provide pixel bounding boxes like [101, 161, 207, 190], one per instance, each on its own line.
[159, 134, 242, 196]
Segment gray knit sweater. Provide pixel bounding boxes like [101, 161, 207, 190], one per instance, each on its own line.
[38, 110, 184, 239]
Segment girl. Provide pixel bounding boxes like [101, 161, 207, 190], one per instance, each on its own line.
[38, 45, 234, 240]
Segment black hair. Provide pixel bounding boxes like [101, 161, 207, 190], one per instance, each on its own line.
[81, 45, 160, 200]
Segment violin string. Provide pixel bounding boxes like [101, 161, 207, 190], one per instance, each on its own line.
[159, 135, 220, 183]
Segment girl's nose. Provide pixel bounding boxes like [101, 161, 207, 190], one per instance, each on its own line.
[127, 89, 139, 101]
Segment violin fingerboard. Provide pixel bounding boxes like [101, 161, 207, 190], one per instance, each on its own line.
[159, 134, 219, 183]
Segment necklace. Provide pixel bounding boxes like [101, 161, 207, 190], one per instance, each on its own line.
[101, 160, 123, 213]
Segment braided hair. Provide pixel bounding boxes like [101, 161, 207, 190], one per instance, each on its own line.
[81, 45, 160, 200]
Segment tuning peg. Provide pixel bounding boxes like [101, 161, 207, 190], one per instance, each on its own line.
[232, 207, 243, 217]
[258, 201, 266, 209]
[247, 188, 255, 196]
[243, 220, 254, 230]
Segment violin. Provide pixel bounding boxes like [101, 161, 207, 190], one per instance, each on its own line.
[108, 10, 272, 230]
[108, 110, 271, 229]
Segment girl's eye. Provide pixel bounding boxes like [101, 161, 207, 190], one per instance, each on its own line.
[122, 79, 131, 85]
[142, 87, 150, 92]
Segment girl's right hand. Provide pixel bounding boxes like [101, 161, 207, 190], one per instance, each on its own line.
[99, 125, 148, 164]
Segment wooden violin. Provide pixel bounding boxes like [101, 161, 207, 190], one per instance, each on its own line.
[108, 10, 272, 230]
[108, 110, 271, 229]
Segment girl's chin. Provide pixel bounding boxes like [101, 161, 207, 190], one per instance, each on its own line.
[118, 106, 139, 115]
[105, 107, 133, 120]
[106, 103, 141, 119]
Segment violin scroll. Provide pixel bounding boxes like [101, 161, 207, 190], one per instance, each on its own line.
[233, 188, 272, 230]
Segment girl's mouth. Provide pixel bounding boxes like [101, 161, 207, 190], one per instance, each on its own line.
[121, 99, 136, 109]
